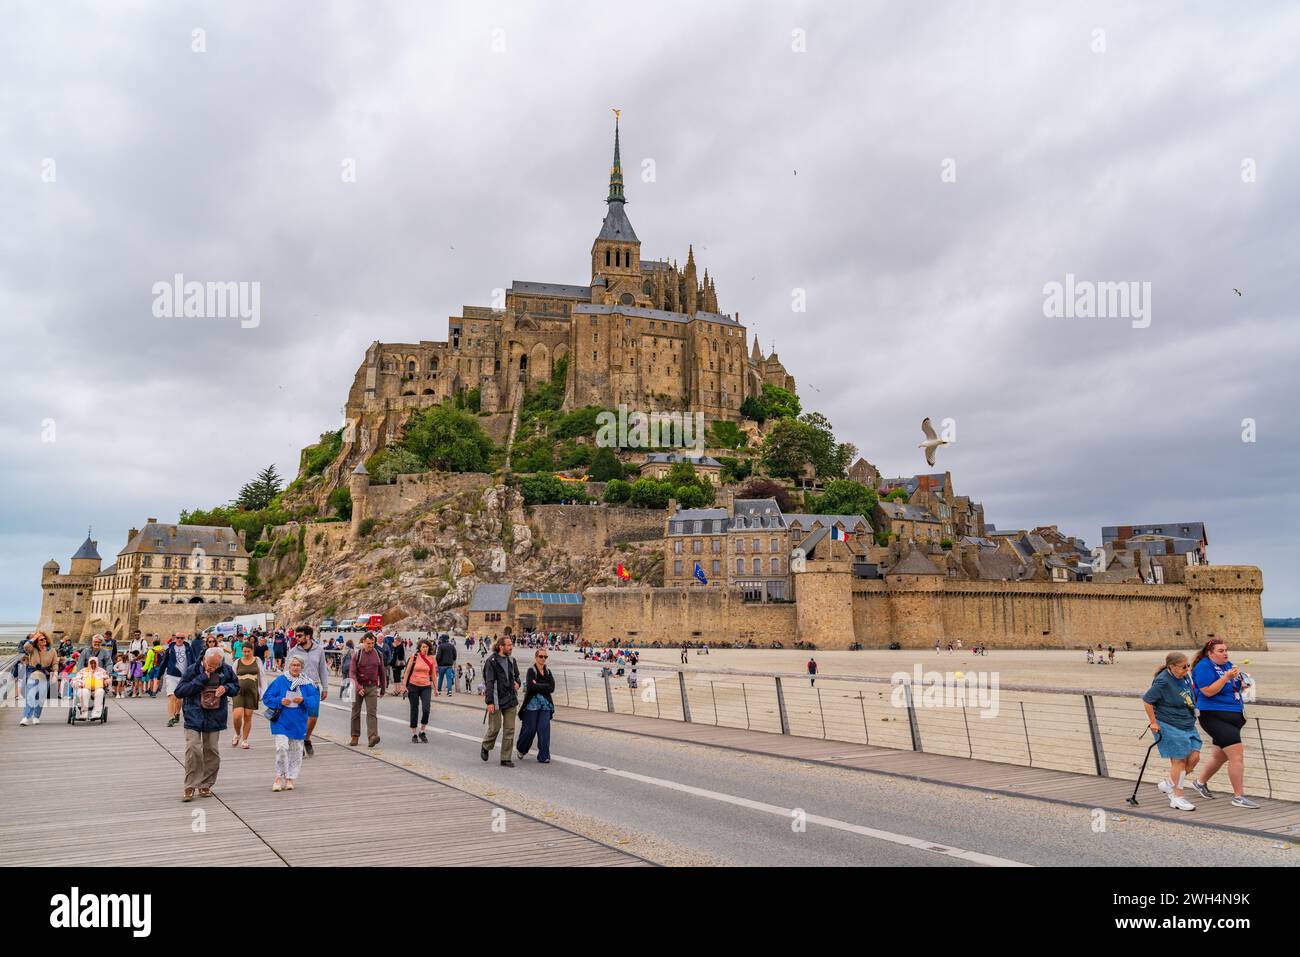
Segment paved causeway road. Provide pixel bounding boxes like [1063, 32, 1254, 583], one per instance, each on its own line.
[308, 686, 1295, 867]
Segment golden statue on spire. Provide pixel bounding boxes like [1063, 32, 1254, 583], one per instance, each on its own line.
[612, 107, 620, 121]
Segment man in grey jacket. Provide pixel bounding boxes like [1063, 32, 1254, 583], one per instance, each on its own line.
[77, 634, 114, 671]
[286, 625, 329, 756]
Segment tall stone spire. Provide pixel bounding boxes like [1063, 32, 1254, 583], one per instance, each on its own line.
[607, 112, 626, 204]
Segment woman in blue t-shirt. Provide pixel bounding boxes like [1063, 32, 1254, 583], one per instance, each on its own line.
[1188, 640, 1259, 809]
[1141, 652, 1201, 810]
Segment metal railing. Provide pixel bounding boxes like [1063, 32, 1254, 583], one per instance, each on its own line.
[547, 662, 1300, 802]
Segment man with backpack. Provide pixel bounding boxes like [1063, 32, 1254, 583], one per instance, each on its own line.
[480, 636, 520, 767]
[435, 634, 457, 697]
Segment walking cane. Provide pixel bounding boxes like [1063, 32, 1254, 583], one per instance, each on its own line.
[1127, 728, 1161, 806]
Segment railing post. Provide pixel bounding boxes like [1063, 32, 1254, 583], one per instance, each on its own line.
[603, 672, 614, 713]
[678, 671, 692, 723]
[1083, 694, 1108, 777]
[903, 681, 923, 752]
[774, 676, 790, 735]
[1255, 717, 1273, 799]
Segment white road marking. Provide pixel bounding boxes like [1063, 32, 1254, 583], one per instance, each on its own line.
[321, 701, 1031, 867]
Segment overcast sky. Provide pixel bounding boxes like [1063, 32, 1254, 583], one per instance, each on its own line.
[3, 1, 1297, 621]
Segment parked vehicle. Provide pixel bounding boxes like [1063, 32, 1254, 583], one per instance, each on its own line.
[321, 618, 337, 631]
[339, 619, 355, 631]
[355, 613, 383, 631]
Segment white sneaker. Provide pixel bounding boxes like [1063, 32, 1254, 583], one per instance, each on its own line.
[1157, 778, 1173, 795]
[32, 717, 39, 725]
[19, 717, 28, 726]
[1169, 795, 1196, 811]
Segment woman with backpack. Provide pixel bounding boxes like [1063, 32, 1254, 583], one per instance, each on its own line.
[403, 639, 436, 743]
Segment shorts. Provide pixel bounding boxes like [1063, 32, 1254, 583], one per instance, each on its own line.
[1198, 710, 1246, 749]
[163, 674, 181, 696]
[1155, 725, 1202, 760]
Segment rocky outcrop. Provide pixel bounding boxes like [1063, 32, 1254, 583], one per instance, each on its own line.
[271, 484, 662, 631]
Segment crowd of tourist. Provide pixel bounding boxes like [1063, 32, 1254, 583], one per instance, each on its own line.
[7, 625, 1264, 813]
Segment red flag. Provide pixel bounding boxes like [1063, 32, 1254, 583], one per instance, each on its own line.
[616, 562, 630, 580]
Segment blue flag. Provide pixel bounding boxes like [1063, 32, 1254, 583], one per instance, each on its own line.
[693, 562, 708, 585]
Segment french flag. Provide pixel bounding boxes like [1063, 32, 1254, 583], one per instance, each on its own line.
[830, 526, 850, 541]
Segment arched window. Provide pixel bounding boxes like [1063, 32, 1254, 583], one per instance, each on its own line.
[407, 359, 416, 373]
[605, 249, 611, 267]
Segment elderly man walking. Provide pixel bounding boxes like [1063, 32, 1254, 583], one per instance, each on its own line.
[480, 636, 521, 767]
[174, 648, 239, 802]
[348, 633, 387, 748]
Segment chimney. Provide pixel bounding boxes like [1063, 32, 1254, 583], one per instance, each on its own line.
[169, 527, 177, 540]
[667, 498, 677, 517]
[128, 528, 138, 543]
[147, 517, 157, 524]
[237, 529, 246, 546]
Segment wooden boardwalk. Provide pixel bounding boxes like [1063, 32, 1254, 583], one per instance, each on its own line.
[0, 695, 645, 867]
[425, 690, 1300, 841]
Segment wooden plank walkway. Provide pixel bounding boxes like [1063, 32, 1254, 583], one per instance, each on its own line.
[423, 689, 1300, 841]
[0, 696, 645, 867]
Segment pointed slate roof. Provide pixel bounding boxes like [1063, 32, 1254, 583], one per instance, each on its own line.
[889, 549, 942, 576]
[597, 116, 638, 242]
[72, 534, 100, 561]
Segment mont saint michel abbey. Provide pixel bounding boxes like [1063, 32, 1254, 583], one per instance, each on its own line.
[345, 118, 796, 456]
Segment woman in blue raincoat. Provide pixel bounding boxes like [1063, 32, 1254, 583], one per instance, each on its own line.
[262, 655, 320, 792]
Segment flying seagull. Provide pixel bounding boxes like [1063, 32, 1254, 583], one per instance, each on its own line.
[918, 417, 948, 466]
[1232, 288, 1242, 296]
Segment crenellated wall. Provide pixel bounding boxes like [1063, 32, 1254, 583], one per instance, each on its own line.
[583, 566, 1267, 650]
[582, 586, 797, 644]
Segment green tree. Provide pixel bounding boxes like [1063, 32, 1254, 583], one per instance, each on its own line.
[884, 487, 911, 503]
[628, 478, 672, 510]
[237, 464, 283, 510]
[589, 446, 624, 481]
[706, 420, 747, 450]
[603, 479, 632, 504]
[401, 403, 494, 472]
[762, 384, 801, 421]
[519, 473, 570, 505]
[368, 446, 425, 484]
[738, 478, 795, 512]
[807, 479, 877, 517]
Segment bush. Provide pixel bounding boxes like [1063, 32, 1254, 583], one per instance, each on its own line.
[806, 479, 877, 518]
[553, 405, 604, 439]
[940, 538, 954, 550]
[628, 478, 672, 510]
[412, 546, 429, 560]
[706, 420, 747, 450]
[738, 478, 794, 512]
[717, 456, 753, 485]
[299, 429, 344, 479]
[519, 473, 569, 505]
[401, 403, 494, 473]
[603, 479, 632, 504]
[328, 485, 352, 521]
[358, 518, 378, 537]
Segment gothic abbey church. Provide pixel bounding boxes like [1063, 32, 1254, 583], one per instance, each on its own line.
[344, 118, 795, 458]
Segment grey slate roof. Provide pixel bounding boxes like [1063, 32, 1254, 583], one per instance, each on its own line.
[731, 498, 786, 530]
[95, 561, 118, 578]
[877, 502, 941, 523]
[72, 535, 101, 561]
[889, 549, 942, 575]
[644, 452, 722, 468]
[121, 523, 249, 558]
[509, 281, 592, 300]
[668, 508, 729, 536]
[597, 201, 639, 242]
[572, 303, 740, 327]
[468, 583, 513, 613]
[1102, 522, 1207, 545]
[784, 513, 873, 534]
[640, 260, 672, 273]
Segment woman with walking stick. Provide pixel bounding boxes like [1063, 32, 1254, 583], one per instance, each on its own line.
[1140, 652, 1201, 810]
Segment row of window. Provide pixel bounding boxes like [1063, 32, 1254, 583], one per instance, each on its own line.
[673, 537, 783, 555]
[671, 557, 784, 576]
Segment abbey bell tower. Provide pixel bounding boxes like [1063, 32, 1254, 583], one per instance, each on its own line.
[591, 112, 647, 306]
